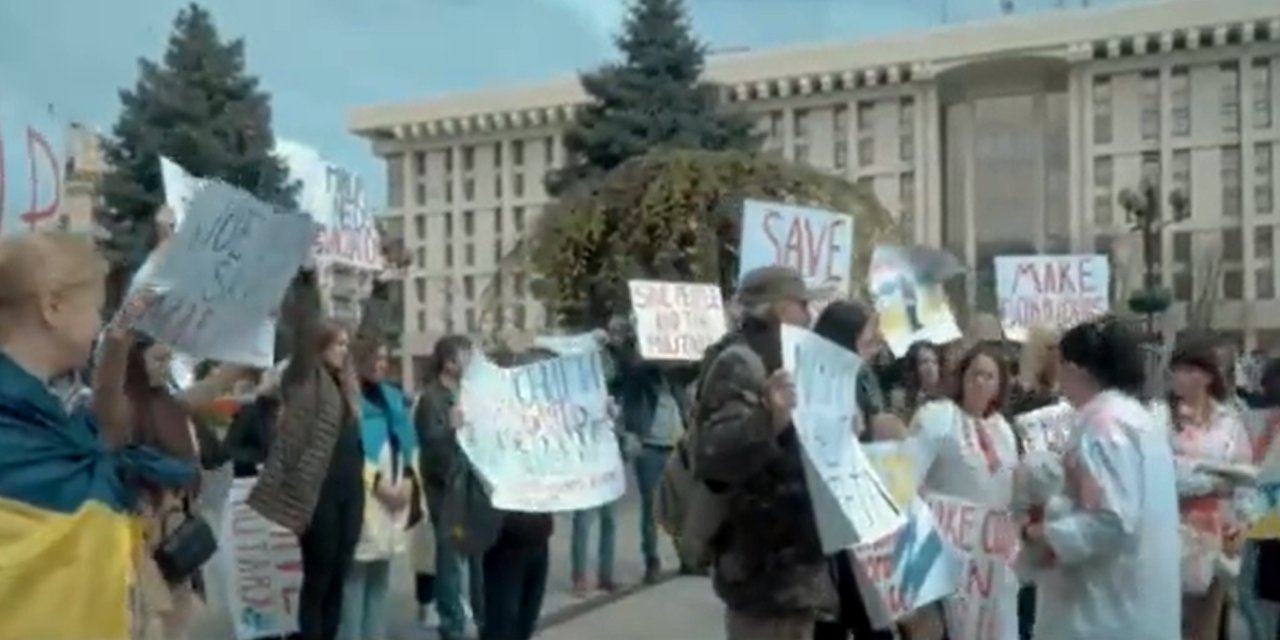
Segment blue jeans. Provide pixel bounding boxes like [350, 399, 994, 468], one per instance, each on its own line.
[337, 560, 391, 640]
[571, 503, 616, 582]
[435, 521, 485, 640]
[635, 445, 672, 570]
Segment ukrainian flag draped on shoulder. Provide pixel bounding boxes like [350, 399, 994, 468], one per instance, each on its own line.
[0, 353, 193, 640]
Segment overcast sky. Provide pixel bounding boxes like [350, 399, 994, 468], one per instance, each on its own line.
[1, 0, 1139, 205]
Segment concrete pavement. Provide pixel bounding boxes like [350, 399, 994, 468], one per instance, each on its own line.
[535, 578, 721, 640]
[192, 471, 680, 639]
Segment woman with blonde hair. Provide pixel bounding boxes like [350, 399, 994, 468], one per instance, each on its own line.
[250, 270, 365, 640]
[0, 231, 192, 639]
[1010, 324, 1061, 415]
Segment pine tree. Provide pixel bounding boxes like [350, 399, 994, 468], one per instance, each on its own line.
[99, 3, 297, 299]
[546, 0, 758, 195]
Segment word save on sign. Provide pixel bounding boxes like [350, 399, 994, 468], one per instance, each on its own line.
[738, 199, 854, 297]
[994, 254, 1109, 342]
[628, 280, 727, 361]
[218, 478, 302, 640]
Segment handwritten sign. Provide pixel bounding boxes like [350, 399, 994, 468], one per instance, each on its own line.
[870, 245, 961, 357]
[1012, 401, 1076, 456]
[851, 498, 964, 624]
[928, 494, 1020, 640]
[458, 347, 625, 512]
[277, 139, 383, 271]
[0, 99, 63, 235]
[135, 181, 315, 366]
[995, 255, 1109, 341]
[738, 199, 854, 306]
[782, 324, 902, 549]
[864, 440, 925, 508]
[218, 478, 302, 640]
[628, 280, 727, 361]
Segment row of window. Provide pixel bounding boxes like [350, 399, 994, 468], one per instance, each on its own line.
[760, 96, 916, 170]
[1094, 223, 1280, 302]
[410, 206, 530, 239]
[1093, 143, 1276, 225]
[413, 303, 530, 335]
[1092, 58, 1274, 145]
[410, 171, 534, 206]
[410, 137, 556, 176]
[412, 271, 529, 304]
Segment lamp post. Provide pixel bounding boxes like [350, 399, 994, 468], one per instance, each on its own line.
[1117, 178, 1189, 341]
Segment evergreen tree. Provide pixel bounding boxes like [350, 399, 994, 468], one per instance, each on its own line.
[99, 3, 297, 298]
[546, 0, 757, 195]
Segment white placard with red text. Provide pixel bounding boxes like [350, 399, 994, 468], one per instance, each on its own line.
[738, 199, 854, 307]
[0, 98, 64, 236]
[930, 494, 1020, 640]
[219, 478, 303, 640]
[851, 498, 964, 625]
[628, 280, 727, 361]
[994, 255, 1109, 342]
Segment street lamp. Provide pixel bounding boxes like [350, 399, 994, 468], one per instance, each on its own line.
[1117, 178, 1189, 340]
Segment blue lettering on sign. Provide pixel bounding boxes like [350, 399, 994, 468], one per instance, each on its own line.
[240, 607, 266, 631]
[891, 508, 943, 603]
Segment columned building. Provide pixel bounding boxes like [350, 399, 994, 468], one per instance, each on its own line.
[351, 0, 1280, 386]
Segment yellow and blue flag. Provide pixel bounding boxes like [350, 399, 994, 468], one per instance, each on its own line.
[0, 353, 192, 639]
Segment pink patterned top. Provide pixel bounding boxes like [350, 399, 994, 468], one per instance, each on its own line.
[1168, 401, 1252, 540]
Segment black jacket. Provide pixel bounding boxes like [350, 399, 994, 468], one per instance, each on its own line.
[225, 396, 279, 477]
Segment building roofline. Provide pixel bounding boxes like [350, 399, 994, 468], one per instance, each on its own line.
[348, 0, 1280, 140]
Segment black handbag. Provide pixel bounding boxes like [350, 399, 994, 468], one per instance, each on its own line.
[153, 513, 218, 584]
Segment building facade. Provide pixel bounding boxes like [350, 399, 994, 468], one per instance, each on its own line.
[350, 0, 1280, 385]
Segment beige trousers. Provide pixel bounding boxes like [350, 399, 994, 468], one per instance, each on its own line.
[724, 609, 816, 640]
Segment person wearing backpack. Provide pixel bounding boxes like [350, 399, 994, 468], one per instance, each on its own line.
[689, 265, 832, 640]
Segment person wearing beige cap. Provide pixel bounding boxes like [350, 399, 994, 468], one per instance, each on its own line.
[690, 265, 830, 640]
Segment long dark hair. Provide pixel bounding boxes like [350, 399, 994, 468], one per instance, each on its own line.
[1058, 316, 1145, 397]
[903, 341, 943, 408]
[125, 340, 198, 467]
[948, 342, 1010, 418]
[813, 300, 874, 357]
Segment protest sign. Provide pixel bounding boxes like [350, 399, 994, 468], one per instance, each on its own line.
[864, 440, 925, 508]
[134, 181, 315, 366]
[628, 280, 727, 361]
[851, 498, 964, 624]
[277, 139, 383, 271]
[1247, 408, 1280, 538]
[218, 478, 302, 640]
[738, 199, 854, 308]
[1012, 401, 1076, 456]
[0, 98, 64, 236]
[870, 245, 961, 357]
[928, 494, 1020, 640]
[995, 255, 1109, 341]
[458, 347, 625, 512]
[159, 156, 201, 226]
[782, 324, 902, 550]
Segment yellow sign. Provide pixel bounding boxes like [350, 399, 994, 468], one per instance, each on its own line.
[869, 246, 962, 357]
[1249, 482, 1280, 539]
[864, 441, 921, 508]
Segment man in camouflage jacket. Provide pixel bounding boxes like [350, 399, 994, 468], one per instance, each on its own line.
[693, 265, 836, 640]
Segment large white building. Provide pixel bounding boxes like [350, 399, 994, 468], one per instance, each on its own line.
[350, 0, 1280, 386]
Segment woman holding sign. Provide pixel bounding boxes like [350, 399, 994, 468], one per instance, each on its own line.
[1023, 317, 1179, 640]
[913, 343, 1020, 640]
[250, 270, 365, 640]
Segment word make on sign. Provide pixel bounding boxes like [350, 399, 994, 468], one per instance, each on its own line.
[927, 494, 1020, 640]
[219, 479, 302, 640]
[628, 280, 727, 361]
[738, 199, 855, 298]
[994, 255, 1109, 341]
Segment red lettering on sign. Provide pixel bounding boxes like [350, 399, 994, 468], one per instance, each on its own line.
[929, 498, 977, 552]
[980, 509, 1017, 561]
[761, 210, 847, 284]
[966, 558, 993, 598]
[0, 116, 63, 234]
[1011, 258, 1099, 297]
